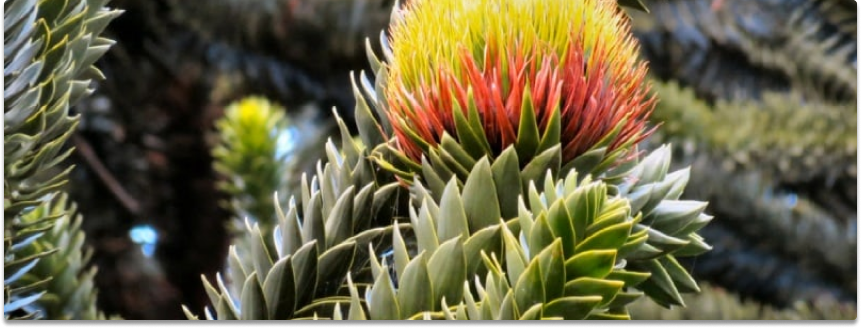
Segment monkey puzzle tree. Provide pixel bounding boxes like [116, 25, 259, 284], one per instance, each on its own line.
[189, 0, 711, 320]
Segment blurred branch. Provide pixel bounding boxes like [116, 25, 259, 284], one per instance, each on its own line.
[73, 135, 141, 215]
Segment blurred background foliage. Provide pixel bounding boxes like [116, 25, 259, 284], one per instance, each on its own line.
[56, 0, 855, 320]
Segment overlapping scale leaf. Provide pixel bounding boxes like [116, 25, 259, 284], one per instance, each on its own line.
[189, 222, 365, 320]
[608, 145, 713, 308]
[450, 169, 640, 320]
[5, 0, 120, 219]
[342, 146, 709, 320]
[190, 102, 405, 321]
[457, 148, 708, 319]
[328, 172, 492, 319]
[10, 193, 110, 319]
[338, 174, 504, 319]
[4, 0, 119, 320]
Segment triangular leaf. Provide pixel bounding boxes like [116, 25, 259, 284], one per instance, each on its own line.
[428, 238, 467, 310]
[262, 256, 296, 319]
[565, 249, 617, 280]
[462, 158, 501, 232]
[397, 252, 433, 318]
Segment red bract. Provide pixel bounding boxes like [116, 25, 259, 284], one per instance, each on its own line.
[387, 32, 656, 164]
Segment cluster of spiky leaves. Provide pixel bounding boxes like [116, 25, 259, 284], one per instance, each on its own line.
[629, 283, 856, 320]
[189, 116, 711, 320]
[213, 97, 294, 239]
[12, 193, 110, 320]
[376, 0, 656, 182]
[194, 143, 710, 321]
[630, 1, 856, 308]
[340, 146, 710, 320]
[4, 0, 119, 221]
[186, 116, 406, 319]
[190, 0, 711, 321]
[4, 0, 119, 320]
[644, 80, 855, 306]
